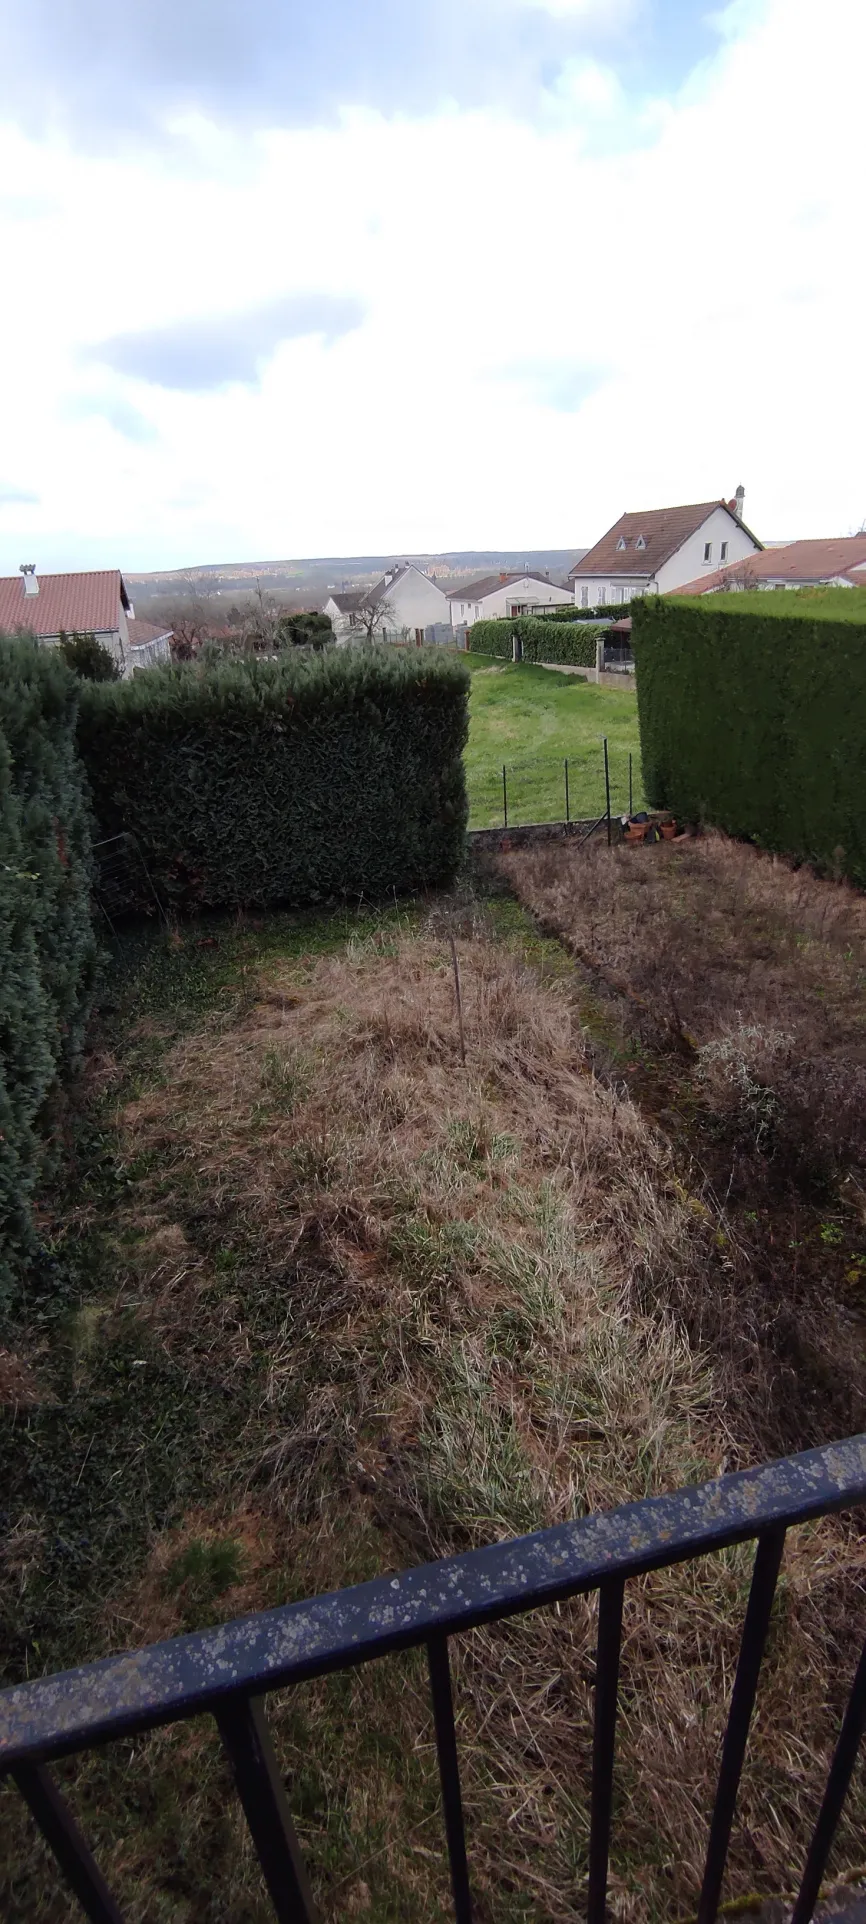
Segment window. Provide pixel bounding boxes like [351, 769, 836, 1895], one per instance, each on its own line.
[616, 536, 627, 551]
[580, 586, 589, 607]
[598, 586, 607, 605]
[636, 535, 646, 551]
[720, 541, 728, 562]
[704, 542, 712, 563]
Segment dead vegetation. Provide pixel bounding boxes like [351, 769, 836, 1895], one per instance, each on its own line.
[4, 893, 866, 1922]
[497, 833, 866, 1460]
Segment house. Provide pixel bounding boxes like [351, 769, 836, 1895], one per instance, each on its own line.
[569, 489, 762, 606]
[671, 535, 866, 596]
[447, 571, 573, 628]
[127, 617, 173, 669]
[0, 566, 136, 675]
[324, 565, 451, 641]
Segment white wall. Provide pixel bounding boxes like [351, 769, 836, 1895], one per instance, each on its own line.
[572, 577, 650, 607]
[450, 576, 571, 627]
[655, 506, 759, 592]
[385, 567, 450, 631]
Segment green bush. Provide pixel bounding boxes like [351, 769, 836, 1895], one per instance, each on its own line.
[467, 617, 600, 667]
[275, 610, 334, 649]
[634, 598, 866, 884]
[516, 618, 600, 667]
[77, 647, 469, 911]
[0, 637, 97, 1294]
[56, 630, 121, 682]
[540, 600, 638, 622]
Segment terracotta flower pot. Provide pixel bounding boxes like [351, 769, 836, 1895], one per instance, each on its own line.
[660, 823, 677, 841]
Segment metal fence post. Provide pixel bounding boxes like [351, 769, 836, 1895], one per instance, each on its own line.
[603, 738, 612, 846]
[628, 752, 633, 817]
[502, 765, 508, 829]
[564, 758, 570, 824]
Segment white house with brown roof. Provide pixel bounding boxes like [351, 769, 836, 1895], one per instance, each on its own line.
[569, 489, 762, 606]
[0, 566, 136, 674]
[324, 564, 450, 640]
[671, 535, 866, 596]
[447, 571, 573, 629]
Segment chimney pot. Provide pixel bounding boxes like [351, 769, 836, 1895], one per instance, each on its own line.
[735, 484, 745, 518]
[19, 563, 38, 597]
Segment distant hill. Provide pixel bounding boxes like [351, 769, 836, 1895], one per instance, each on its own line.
[127, 549, 588, 614]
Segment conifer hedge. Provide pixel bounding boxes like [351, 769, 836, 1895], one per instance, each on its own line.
[0, 637, 97, 1293]
[468, 617, 600, 666]
[634, 597, 866, 884]
[77, 647, 469, 910]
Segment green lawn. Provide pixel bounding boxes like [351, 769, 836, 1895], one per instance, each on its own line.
[464, 652, 643, 827]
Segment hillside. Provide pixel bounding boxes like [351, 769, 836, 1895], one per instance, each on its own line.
[127, 548, 588, 614]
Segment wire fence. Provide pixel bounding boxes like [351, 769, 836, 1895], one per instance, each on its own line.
[466, 739, 642, 830]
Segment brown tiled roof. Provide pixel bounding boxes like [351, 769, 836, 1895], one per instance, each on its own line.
[0, 569, 130, 636]
[570, 501, 761, 580]
[326, 590, 365, 613]
[446, 571, 559, 602]
[671, 536, 866, 596]
[127, 617, 172, 647]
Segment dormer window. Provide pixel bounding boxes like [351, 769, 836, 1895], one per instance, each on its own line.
[636, 535, 646, 551]
[616, 536, 627, 551]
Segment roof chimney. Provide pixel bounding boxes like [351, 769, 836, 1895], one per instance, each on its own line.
[735, 484, 745, 520]
[19, 563, 38, 597]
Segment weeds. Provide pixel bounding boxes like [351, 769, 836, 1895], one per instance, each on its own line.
[3, 890, 866, 1920]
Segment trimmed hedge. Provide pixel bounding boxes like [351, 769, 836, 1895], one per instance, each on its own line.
[468, 616, 599, 667]
[0, 637, 97, 1293]
[77, 647, 469, 910]
[634, 597, 866, 884]
[539, 600, 637, 622]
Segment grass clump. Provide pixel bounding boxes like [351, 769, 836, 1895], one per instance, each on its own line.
[3, 886, 866, 1920]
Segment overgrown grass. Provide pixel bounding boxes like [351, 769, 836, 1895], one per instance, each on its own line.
[464, 658, 644, 828]
[3, 885, 866, 1920]
[498, 832, 866, 1452]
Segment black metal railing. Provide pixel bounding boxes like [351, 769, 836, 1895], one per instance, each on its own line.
[3, 1437, 866, 1923]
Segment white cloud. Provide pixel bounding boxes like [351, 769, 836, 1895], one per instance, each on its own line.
[0, 0, 863, 571]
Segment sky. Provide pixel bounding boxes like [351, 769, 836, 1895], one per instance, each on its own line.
[0, 0, 863, 573]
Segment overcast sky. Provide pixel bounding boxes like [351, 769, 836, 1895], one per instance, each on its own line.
[0, 0, 863, 572]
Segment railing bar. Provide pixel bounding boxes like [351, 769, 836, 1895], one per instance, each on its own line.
[215, 1694, 319, 1924]
[427, 1634, 473, 1923]
[3, 1438, 866, 1772]
[791, 1636, 866, 1924]
[12, 1762, 127, 1924]
[587, 1576, 625, 1924]
[697, 1525, 787, 1924]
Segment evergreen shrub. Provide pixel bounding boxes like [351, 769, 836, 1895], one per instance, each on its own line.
[77, 647, 469, 910]
[468, 617, 600, 666]
[634, 597, 866, 884]
[0, 637, 97, 1292]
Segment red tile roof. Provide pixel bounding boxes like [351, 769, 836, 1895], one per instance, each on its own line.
[570, 501, 761, 580]
[0, 570, 130, 637]
[127, 617, 173, 647]
[446, 571, 563, 602]
[671, 536, 866, 596]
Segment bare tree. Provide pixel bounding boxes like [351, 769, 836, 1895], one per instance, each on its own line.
[164, 572, 219, 659]
[350, 586, 398, 643]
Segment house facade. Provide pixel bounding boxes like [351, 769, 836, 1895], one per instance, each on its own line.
[127, 617, 173, 669]
[569, 490, 762, 606]
[672, 535, 866, 595]
[0, 567, 135, 674]
[447, 571, 573, 629]
[324, 564, 450, 640]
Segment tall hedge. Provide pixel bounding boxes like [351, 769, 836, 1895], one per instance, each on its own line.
[77, 647, 469, 910]
[0, 638, 97, 1293]
[468, 617, 599, 667]
[634, 597, 866, 884]
[539, 600, 637, 623]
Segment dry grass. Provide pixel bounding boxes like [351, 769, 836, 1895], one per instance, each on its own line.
[497, 834, 866, 1456]
[4, 900, 866, 1920]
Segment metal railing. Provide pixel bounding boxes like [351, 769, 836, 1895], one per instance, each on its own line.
[3, 1437, 866, 1923]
